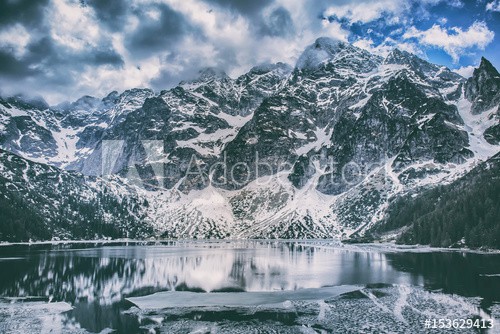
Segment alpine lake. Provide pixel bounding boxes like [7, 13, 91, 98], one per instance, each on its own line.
[0, 240, 499, 333]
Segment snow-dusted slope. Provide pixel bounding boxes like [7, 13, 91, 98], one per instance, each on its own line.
[0, 89, 155, 169]
[0, 149, 151, 241]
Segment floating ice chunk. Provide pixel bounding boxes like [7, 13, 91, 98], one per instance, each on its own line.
[127, 285, 361, 309]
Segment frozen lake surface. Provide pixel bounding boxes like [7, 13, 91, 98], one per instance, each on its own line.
[0, 240, 498, 333]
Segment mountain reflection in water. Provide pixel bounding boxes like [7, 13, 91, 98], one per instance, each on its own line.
[0, 241, 498, 333]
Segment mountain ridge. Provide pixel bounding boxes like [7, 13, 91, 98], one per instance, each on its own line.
[0, 37, 499, 243]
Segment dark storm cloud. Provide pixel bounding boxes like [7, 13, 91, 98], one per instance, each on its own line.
[0, 32, 123, 93]
[200, 1, 295, 38]
[126, 3, 195, 58]
[0, 0, 125, 93]
[259, 7, 295, 37]
[82, 0, 130, 31]
[150, 46, 238, 90]
[25, 36, 123, 69]
[26, 37, 56, 62]
[203, 0, 274, 15]
[0, 0, 49, 27]
[0, 50, 39, 78]
[0, 0, 298, 102]
[90, 49, 124, 66]
[0, 37, 56, 80]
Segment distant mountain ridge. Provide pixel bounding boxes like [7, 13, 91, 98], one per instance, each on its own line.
[0, 37, 499, 243]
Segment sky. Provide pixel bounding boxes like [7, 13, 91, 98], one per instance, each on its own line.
[0, 0, 499, 104]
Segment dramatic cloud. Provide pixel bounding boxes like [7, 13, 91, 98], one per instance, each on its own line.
[48, 0, 103, 51]
[323, 0, 463, 25]
[0, 50, 37, 79]
[259, 7, 295, 37]
[203, 0, 273, 16]
[402, 21, 495, 63]
[83, 0, 131, 31]
[0, 0, 498, 104]
[321, 19, 350, 42]
[125, 3, 195, 58]
[324, 0, 409, 24]
[0, 0, 50, 28]
[0, 24, 31, 58]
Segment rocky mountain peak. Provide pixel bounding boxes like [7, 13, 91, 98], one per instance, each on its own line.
[120, 88, 155, 98]
[102, 91, 119, 105]
[383, 49, 434, 70]
[465, 57, 500, 114]
[313, 36, 346, 51]
[383, 48, 412, 64]
[384, 48, 433, 71]
[195, 67, 230, 82]
[114, 88, 155, 110]
[384, 48, 463, 87]
[478, 57, 500, 76]
[70, 95, 103, 112]
[295, 37, 351, 70]
[247, 62, 292, 76]
[3, 94, 49, 111]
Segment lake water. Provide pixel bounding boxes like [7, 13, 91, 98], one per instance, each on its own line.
[0, 240, 498, 333]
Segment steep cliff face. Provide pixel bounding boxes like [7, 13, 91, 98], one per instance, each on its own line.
[0, 38, 499, 241]
[464, 57, 500, 145]
[465, 57, 500, 114]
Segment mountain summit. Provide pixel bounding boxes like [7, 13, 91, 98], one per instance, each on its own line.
[465, 57, 500, 114]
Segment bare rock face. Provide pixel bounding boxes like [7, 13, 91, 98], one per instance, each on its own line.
[465, 57, 500, 114]
[464, 57, 500, 144]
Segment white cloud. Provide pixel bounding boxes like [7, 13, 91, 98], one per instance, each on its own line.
[438, 17, 448, 25]
[0, 0, 493, 104]
[402, 21, 495, 63]
[320, 19, 350, 42]
[353, 37, 424, 58]
[453, 65, 476, 78]
[353, 38, 394, 57]
[417, 0, 463, 7]
[486, 0, 500, 11]
[160, 0, 323, 79]
[324, 0, 408, 24]
[37, 0, 321, 102]
[48, 0, 103, 50]
[323, 0, 463, 25]
[0, 24, 31, 58]
[41, 55, 163, 104]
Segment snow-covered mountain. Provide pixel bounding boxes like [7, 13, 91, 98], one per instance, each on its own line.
[1, 37, 499, 241]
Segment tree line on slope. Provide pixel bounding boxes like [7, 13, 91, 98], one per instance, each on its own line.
[371, 154, 500, 248]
